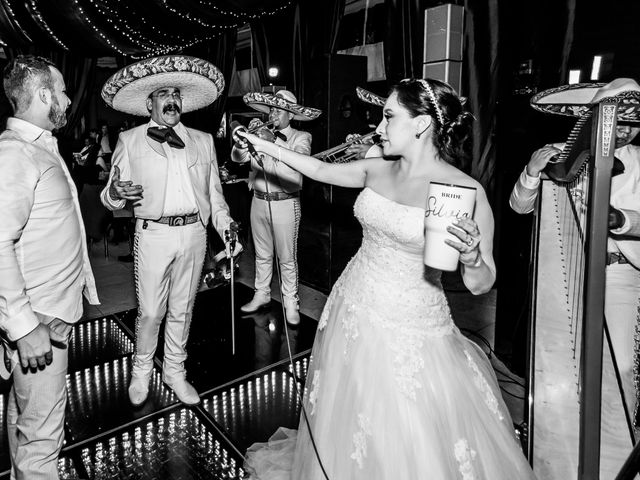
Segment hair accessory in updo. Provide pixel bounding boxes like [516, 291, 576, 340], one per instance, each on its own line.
[418, 79, 445, 126]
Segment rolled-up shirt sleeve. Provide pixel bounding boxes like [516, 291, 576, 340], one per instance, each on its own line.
[0, 142, 40, 341]
[509, 167, 541, 215]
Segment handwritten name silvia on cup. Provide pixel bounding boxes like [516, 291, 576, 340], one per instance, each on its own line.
[425, 192, 472, 221]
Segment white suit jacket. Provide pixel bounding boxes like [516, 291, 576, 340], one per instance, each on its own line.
[101, 121, 233, 239]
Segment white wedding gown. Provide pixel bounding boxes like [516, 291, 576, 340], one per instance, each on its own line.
[245, 187, 536, 480]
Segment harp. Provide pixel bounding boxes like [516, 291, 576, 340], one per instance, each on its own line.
[527, 101, 636, 479]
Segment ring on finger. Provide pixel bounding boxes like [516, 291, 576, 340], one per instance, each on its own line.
[465, 237, 474, 246]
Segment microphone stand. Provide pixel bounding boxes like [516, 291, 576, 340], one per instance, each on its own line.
[225, 226, 238, 355]
[241, 138, 332, 480]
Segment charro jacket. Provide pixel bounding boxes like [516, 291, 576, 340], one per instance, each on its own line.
[100, 121, 233, 238]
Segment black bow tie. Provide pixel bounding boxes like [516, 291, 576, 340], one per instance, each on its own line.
[147, 126, 185, 149]
[274, 130, 287, 142]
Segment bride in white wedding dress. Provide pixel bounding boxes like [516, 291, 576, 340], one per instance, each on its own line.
[238, 78, 536, 480]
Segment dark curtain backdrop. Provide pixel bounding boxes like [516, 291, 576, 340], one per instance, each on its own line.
[464, 0, 499, 194]
[249, 6, 298, 94]
[494, 0, 576, 375]
[183, 29, 238, 135]
[57, 55, 97, 139]
[292, 0, 345, 105]
[383, 0, 423, 83]
[250, 20, 269, 86]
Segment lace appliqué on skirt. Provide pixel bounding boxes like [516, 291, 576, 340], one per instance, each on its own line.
[454, 439, 477, 480]
[309, 370, 321, 416]
[350, 414, 373, 469]
[464, 350, 504, 421]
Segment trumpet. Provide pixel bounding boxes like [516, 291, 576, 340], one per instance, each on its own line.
[247, 119, 276, 133]
[232, 119, 277, 146]
[313, 131, 381, 164]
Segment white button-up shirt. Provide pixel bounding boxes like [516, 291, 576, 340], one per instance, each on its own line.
[0, 117, 99, 342]
[153, 121, 198, 216]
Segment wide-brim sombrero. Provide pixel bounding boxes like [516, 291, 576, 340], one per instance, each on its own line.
[101, 55, 225, 117]
[243, 91, 321, 121]
[531, 78, 640, 123]
[356, 86, 386, 107]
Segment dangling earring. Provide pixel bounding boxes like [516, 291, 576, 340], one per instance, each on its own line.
[415, 125, 429, 139]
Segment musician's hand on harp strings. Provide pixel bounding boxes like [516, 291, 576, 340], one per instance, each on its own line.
[527, 144, 562, 177]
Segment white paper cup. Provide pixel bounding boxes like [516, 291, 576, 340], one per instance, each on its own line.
[424, 182, 477, 271]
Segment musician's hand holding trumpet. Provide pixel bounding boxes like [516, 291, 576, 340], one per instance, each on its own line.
[344, 133, 376, 160]
[233, 119, 276, 148]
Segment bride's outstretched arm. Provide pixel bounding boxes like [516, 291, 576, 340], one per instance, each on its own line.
[237, 130, 371, 188]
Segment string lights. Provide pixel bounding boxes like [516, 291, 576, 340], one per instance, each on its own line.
[77, 0, 248, 58]
[73, 0, 127, 55]
[3, 0, 33, 42]
[26, 0, 68, 50]
[84, 0, 169, 52]
[160, 0, 293, 27]
[195, 0, 293, 20]
[3, 0, 294, 58]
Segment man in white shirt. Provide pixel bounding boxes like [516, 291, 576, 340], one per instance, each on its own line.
[0, 55, 99, 480]
[100, 55, 239, 408]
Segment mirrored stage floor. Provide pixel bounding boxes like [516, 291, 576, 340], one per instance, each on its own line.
[0, 283, 315, 479]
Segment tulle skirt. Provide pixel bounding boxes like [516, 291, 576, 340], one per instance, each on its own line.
[245, 292, 536, 480]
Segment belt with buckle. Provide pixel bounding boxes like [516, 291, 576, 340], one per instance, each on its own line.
[606, 252, 630, 265]
[254, 191, 299, 201]
[152, 213, 200, 226]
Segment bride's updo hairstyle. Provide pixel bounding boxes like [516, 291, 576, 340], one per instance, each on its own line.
[391, 78, 474, 167]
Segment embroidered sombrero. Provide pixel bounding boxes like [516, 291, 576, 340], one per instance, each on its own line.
[243, 90, 321, 121]
[101, 55, 225, 116]
[356, 86, 386, 107]
[531, 78, 640, 123]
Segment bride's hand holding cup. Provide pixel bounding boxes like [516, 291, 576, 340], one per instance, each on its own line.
[444, 218, 483, 268]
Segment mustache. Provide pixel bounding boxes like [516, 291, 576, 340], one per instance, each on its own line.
[163, 103, 181, 114]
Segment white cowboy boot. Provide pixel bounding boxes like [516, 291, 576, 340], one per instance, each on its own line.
[241, 291, 271, 313]
[162, 367, 200, 405]
[128, 371, 151, 407]
[284, 297, 300, 325]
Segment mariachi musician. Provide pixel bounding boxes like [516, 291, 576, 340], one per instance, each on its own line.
[231, 90, 321, 325]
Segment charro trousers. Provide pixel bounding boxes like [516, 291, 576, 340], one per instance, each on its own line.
[605, 262, 640, 420]
[132, 219, 207, 381]
[250, 196, 301, 302]
[7, 317, 72, 480]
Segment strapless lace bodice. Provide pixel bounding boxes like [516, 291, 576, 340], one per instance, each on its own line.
[319, 187, 455, 398]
